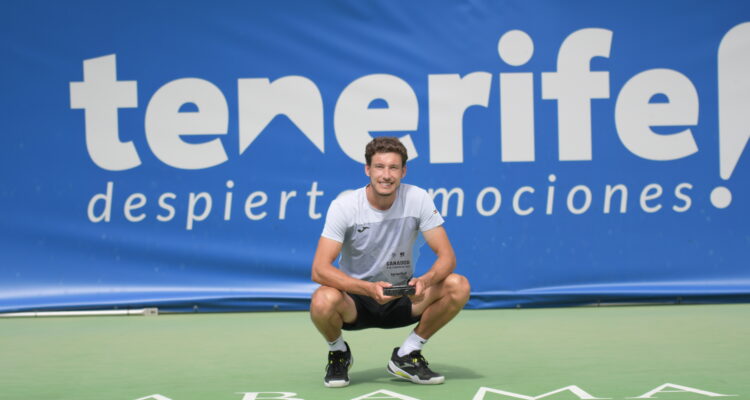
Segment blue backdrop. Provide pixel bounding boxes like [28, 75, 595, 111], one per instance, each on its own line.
[1, 0, 749, 312]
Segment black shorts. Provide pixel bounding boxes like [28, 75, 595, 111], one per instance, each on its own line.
[342, 293, 421, 330]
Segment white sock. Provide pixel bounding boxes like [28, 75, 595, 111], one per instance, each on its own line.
[327, 335, 347, 352]
[398, 330, 427, 357]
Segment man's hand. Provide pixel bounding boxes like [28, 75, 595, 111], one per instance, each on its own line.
[407, 276, 431, 303]
[369, 281, 398, 304]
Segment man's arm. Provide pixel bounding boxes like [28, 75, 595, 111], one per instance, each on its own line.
[408, 226, 456, 298]
[311, 236, 396, 304]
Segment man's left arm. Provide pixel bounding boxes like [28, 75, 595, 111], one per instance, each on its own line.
[408, 226, 456, 298]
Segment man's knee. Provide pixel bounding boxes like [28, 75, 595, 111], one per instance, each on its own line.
[310, 286, 345, 316]
[444, 273, 471, 306]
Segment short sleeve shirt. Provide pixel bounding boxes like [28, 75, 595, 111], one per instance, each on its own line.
[321, 183, 444, 285]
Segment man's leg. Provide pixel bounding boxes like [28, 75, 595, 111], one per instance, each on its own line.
[310, 286, 358, 388]
[411, 273, 471, 339]
[309, 286, 357, 341]
[386, 273, 470, 384]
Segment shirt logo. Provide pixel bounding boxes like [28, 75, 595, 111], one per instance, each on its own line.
[357, 226, 370, 233]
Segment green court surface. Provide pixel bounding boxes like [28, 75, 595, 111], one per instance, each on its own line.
[1, 304, 749, 400]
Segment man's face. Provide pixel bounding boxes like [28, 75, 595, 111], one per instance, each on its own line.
[365, 152, 406, 197]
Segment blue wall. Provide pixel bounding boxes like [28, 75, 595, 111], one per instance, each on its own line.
[1, 0, 749, 312]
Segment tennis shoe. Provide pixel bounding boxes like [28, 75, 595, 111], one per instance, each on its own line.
[324, 342, 353, 388]
[387, 347, 445, 384]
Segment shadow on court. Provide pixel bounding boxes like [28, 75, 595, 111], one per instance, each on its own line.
[349, 364, 483, 385]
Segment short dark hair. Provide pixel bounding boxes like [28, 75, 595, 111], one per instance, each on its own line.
[365, 136, 408, 166]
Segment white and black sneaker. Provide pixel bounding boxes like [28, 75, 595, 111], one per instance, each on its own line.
[387, 347, 445, 384]
[324, 342, 353, 388]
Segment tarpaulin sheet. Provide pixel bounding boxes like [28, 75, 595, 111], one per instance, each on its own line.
[1, 0, 749, 312]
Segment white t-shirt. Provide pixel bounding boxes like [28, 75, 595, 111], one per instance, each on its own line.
[321, 183, 444, 284]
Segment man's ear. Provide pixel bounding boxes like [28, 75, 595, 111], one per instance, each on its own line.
[401, 164, 407, 178]
[365, 163, 371, 177]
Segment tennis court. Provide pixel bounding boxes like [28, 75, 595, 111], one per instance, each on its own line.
[3, 304, 748, 400]
[3, 2, 750, 400]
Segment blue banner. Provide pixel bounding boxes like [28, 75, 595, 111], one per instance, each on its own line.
[1, 0, 749, 312]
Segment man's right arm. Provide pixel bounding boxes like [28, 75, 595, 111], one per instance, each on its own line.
[311, 236, 395, 304]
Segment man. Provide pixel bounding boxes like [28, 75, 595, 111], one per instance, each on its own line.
[310, 136, 471, 388]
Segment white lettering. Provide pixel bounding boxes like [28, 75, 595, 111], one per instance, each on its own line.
[224, 180, 235, 220]
[501, 71, 536, 162]
[567, 185, 592, 215]
[145, 78, 229, 169]
[498, 30, 536, 162]
[306, 181, 323, 220]
[473, 385, 610, 400]
[157, 192, 177, 222]
[615, 69, 699, 160]
[351, 389, 420, 400]
[134, 395, 173, 400]
[124, 193, 147, 222]
[244, 191, 268, 221]
[428, 187, 465, 217]
[673, 183, 692, 212]
[238, 76, 324, 156]
[87, 181, 113, 223]
[542, 28, 612, 161]
[604, 184, 628, 214]
[546, 174, 557, 215]
[428, 72, 491, 163]
[70, 55, 140, 171]
[718, 22, 750, 180]
[187, 192, 212, 229]
[279, 191, 297, 220]
[334, 74, 419, 164]
[497, 30, 534, 162]
[239, 392, 304, 400]
[640, 183, 663, 213]
[631, 383, 736, 399]
[513, 186, 535, 215]
[477, 187, 502, 216]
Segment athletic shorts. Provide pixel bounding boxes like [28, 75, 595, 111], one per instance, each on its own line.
[342, 293, 421, 331]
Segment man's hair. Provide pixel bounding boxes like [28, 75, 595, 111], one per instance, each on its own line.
[365, 136, 409, 166]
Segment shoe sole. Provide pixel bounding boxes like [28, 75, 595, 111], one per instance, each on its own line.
[387, 361, 445, 385]
[324, 379, 349, 388]
[324, 356, 353, 388]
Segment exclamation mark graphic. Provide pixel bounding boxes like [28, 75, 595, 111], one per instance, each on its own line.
[716, 22, 750, 209]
